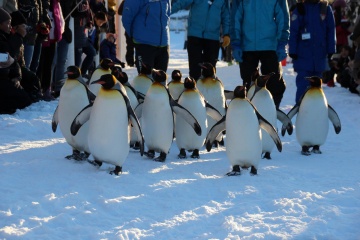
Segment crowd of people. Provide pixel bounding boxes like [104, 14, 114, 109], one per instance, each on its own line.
[1, 0, 360, 115]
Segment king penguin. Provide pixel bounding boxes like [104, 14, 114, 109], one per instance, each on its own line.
[205, 86, 282, 176]
[130, 62, 153, 100]
[71, 74, 144, 175]
[250, 73, 293, 159]
[140, 69, 202, 162]
[167, 69, 184, 101]
[176, 77, 222, 159]
[196, 62, 226, 146]
[88, 58, 114, 96]
[285, 76, 341, 155]
[52, 65, 96, 160]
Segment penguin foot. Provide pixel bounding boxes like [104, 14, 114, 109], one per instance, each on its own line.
[311, 145, 322, 154]
[301, 146, 311, 156]
[154, 152, 166, 162]
[79, 152, 90, 160]
[250, 166, 258, 176]
[218, 138, 225, 146]
[87, 159, 103, 167]
[144, 150, 155, 159]
[110, 166, 122, 175]
[65, 150, 82, 160]
[131, 142, 140, 150]
[262, 152, 271, 160]
[190, 149, 200, 159]
[226, 165, 241, 176]
[178, 149, 187, 159]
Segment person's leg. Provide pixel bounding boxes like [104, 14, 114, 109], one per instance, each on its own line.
[81, 44, 96, 76]
[203, 38, 221, 71]
[29, 37, 43, 72]
[135, 43, 156, 74]
[38, 42, 56, 99]
[53, 38, 70, 93]
[187, 36, 204, 80]
[154, 46, 169, 72]
[23, 43, 34, 69]
[125, 32, 135, 66]
[295, 70, 311, 104]
[239, 51, 261, 90]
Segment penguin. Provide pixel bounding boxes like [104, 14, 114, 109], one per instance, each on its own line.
[205, 86, 282, 176]
[197, 62, 226, 146]
[176, 77, 222, 159]
[88, 58, 114, 96]
[112, 66, 142, 150]
[52, 66, 96, 160]
[129, 62, 153, 100]
[71, 74, 144, 175]
[246, 67, 260, 100]
[140, 69, 202, 162]
[285, 76, 341, 155]
[250, 73, 293, 159]
[167, 69, 184, 101]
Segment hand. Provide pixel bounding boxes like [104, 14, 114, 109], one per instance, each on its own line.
[276, 41, 287, 62]
[231, 41, 243, 63]
[11, 78, 22, 88]
[289, 54, 298, 60]
[222, 35, 230, 48]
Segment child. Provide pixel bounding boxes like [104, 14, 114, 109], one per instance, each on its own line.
[99, 33, 125, 67]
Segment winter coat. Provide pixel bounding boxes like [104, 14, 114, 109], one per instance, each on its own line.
[121, 0, 170, 47]
[230, 0, 290, 51]
[18, 0, 40, 45]
[288, 2, 336, 72]
[99, 39, 121, 64]
[72, 1, 91, 48]
[171, 0, 230, 41]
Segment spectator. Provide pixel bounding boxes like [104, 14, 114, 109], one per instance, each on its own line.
[329, 45, 353, 88]
[118, 0, 135, 67]
[122, 0, 171, 73]
[332, 0, 352, 53]
[0, 7, 32, 114]
[289, 0, 336, 103]
[230, 0, 289, 108]
[99, 32, 125, 67]
[172, 0, 230, 80]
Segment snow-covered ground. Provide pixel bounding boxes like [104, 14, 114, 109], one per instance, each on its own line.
[1, 30, 359, 239]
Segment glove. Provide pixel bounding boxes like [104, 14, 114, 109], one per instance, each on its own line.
[276, 41, 287, 62]
[289, 53, 298, 60]
[222, 35, 230, 48]
[231, 41, 243, 63]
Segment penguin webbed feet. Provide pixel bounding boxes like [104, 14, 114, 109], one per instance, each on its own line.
[131, 142, 141, 151]
[250, 166, 257, 176]
[109, 166, 122, 175]
[144, 150, 155, 159]
[301, 146, 311, 156]
[178, 149, 187, 159]
[153, 152, 167, 162]
[190, 149, 200, 159]
[65, 150, 88, 161]
[311, 145, 322, 154]
[226, 165, 241, 176]
[87, 159, 103, 167]
[262, 152, 271, 160]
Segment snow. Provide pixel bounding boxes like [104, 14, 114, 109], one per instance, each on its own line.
[1, 30, 360, 240]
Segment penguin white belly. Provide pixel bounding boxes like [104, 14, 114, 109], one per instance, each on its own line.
[125, 86, 140, 144]
[142, 87, 173, 153]
[197, 82, 225, 132]
[251, 90, 277, 153]
[88, 89, 130, 166]
[168, 82, 184, 100]
[59, 81, 90, 153]
[226, 100, 262, 168]
[89, 69, 111, 96]
[176, 91, 207, 150]
[296, 90, 329, 146]
[130, 76, 153, 96]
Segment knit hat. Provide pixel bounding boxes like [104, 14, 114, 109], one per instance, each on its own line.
[0, 7, 11, 24]
[333, 0, 346, 8]
[10, 11, 27, 26]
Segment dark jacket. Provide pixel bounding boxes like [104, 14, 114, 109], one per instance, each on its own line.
[72, 0, 91, 48]
[18, 0, 40, 45]
[99, 39, 121, 64]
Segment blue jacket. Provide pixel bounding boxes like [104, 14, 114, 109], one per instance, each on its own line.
[289, 2, 336, 72]
[230, 0, 290, 51]
[122, 0, 170, 47]
[171, 0, 230, 41]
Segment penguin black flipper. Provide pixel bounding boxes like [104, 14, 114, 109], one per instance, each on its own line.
[70, 103, 93, 136]
[118, 89, 145, 156]
[224, 90, 234, 100]
[134, 101, 143, 119]
[77, 77, 96, 102]
[205, 116, 226, 152]
[277, 108, 293, 136]
[52, 105, 59, 132]
[205, 101, 223, 121]
[287, 104, 299, 120]
[328, 104, 341, 134]
[137, 92, 145, 103]
[255, 110, 282, 152]
[170, 96, 202, 136]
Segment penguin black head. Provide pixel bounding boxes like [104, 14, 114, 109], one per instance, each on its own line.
[140, 62, 153, 75]
[117, 71, 129, 85]
[184, 77, 196, 89]
[91, 74, 117, 89]
[152, 69, 168, 84]
[65, 65, 81, 79]
[171, 70, 182, 82]
[111, 65, 123, 79]
[200, 62, 216, 78]
[100, 58, 114, 70]
[233, 86, 247, 99]
[250, 68, 260, 83]
[255, 72, 275, 88]
[306, 76, 323, 87]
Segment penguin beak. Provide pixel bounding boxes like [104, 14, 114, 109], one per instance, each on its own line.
[91, 79, 105, 85]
